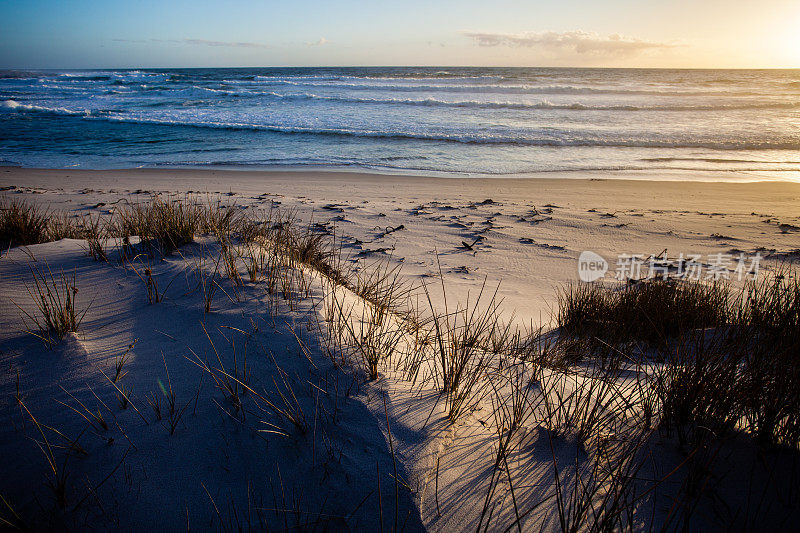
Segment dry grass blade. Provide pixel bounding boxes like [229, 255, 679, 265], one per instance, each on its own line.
[160, 353, 191, 435]
[128, 257, 180, 304]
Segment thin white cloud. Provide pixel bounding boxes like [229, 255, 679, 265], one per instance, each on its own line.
[113, 38, 268, 48]
[463, 30, 674, 55]
[179, 38, 268, 49]
[306, 37, 329, 47]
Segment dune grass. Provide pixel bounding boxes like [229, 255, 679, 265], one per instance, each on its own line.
[0, 198, 92, 247]
[6, 193, 800, 531]
[15, 263, 89, 348]
[556, 272, 800, 448]
[113, 196, 207, 255]
[557, 278, 730, 345]
[0, 198, 52, 246]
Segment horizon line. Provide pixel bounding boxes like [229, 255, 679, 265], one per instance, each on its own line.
[3, 64, 800, 71]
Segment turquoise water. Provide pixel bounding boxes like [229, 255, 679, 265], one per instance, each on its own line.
[1, 67, 799, 179]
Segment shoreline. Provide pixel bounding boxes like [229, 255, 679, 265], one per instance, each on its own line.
[3, 165, 800, 184]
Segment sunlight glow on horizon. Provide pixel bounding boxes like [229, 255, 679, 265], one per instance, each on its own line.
[776, 6, 800, 66]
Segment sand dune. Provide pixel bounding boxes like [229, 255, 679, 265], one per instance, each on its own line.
[1, 167, 799, 530]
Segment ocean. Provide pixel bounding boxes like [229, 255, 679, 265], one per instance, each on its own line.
[1, 67, 799, 180]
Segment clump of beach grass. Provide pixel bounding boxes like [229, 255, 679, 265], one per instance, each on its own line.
[538, 365, 623, 446]
[554, 267, 800, 449]
[732, 267, 800, 446]
[351, 258, 413, 320]
[0, 198, 91, 247]
[424, 275, 505, 423]
[327, 286, 407, 381]
[113, 195, 208, 255]
[16, 263, 89, 347]
[557, 278, 729, 346]
[47, 212, 88, 242]
[82, 212, 111, 261]
[0, 198, 52, 246]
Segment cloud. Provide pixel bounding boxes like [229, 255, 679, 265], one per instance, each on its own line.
[113, 38, 268, 48]
[306, 37, 329, 47]
[463, 30, 674, 55]
[180, 39, 268, 49]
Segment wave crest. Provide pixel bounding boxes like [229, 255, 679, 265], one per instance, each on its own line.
[0, 99, 92, 116]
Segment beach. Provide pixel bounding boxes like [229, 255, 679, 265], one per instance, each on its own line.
[1, 167, 800, 530]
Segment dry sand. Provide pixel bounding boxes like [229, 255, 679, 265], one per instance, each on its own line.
[1, 167, 799, 531]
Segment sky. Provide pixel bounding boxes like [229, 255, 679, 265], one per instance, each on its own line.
[1, 0, 799, 69]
